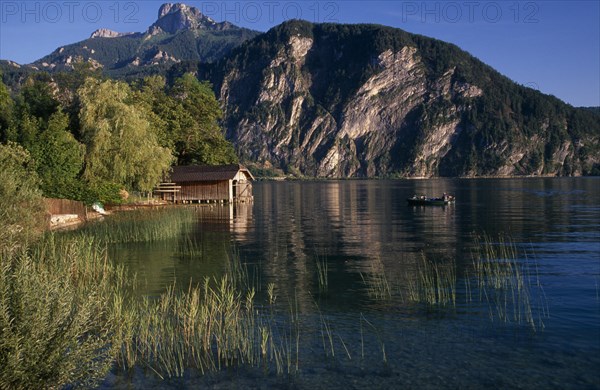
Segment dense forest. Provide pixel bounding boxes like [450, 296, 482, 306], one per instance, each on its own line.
[0, 65, 237, 205]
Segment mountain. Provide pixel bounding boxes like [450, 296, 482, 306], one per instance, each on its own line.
[29, 3, 259, 77]
[2, 4, 598, 178]
[190, 20, 599, 177]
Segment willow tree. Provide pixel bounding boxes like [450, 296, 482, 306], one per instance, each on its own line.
[78, 78, 174, 192]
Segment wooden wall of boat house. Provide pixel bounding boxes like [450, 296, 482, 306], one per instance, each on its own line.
[178, 180, 231, 202]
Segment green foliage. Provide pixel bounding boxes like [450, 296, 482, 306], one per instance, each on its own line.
[1, 68, 239, 203]
[15, 111, 42, 150]
[137, 74, 238, 166]
[34, 110, 85, 199]
[0, 143, 46, 250]
[18, 76, 60, 122]
[0, 76, 15, 143]
[0, 61, 38, 91]
[85, 181, 124, 205]
[78, 78, 174, 192]
[0, 235, 133, 389]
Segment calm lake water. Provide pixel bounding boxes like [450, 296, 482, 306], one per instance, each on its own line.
[107, 178, 600, 389]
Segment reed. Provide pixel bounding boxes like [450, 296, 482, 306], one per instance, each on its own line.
[290, 292, 300, 372]
[178, 233, 204, 258]
[401, 235, 548, 331]
[3, 207, 409, 386]
[74, 208, 195, 244]
[225, 246, 252, 292]
[406, 253, 456, 307]
[267, 282, 277, 305]
[0, 234, 134, 389]
[470, 234, 547, 331]
[116, 251, 305, 378]
[123, 275, 262, 377]
[320, 313, 336, 358]
[360, 257, 392, 300]
[360, 313, 387, 364]
[315, 255, 329, 293]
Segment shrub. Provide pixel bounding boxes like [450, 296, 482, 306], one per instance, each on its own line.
[0, 142, 46, 250]
[0, 236, 133, 389]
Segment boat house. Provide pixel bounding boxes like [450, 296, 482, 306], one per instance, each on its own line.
[155, 164, 254, 203]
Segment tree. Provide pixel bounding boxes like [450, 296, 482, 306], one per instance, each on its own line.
[15, 111, 42, 152]
[134, 74, 238, 166]
[19, 76, 59, 122]
[0, 143, 46, 250]
[78, 78, 174, 192]
[133, 75, 172, 150]
[168, 74, 237, 165]
[35, 110, 85, 198]
[0, 76, 16, 143]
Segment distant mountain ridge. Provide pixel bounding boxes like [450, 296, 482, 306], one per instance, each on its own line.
[22, 3, 259, 77]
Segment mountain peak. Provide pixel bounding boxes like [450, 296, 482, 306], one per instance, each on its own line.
[158, 3, 191, 18]
[151, 3, 218, 34]
[158, 3, 186, 18]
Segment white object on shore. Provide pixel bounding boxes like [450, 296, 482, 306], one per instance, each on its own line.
[92, 202, 108, 215]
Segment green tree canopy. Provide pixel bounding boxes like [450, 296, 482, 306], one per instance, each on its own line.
[78, 78, 174, 192]
[169, 74, 237, 165]
[18, 76, 60, 122]
[34, 110, 85, 198]
[0, 76, 15, 143]
[134, 74, 237, 166]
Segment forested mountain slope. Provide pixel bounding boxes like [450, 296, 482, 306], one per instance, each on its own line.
[191, 20, 599, 177]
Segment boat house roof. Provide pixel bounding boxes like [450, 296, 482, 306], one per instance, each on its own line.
[169, 164, 255, 183]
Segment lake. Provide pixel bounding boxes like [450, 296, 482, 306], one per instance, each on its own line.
[106, 178, 600, 389]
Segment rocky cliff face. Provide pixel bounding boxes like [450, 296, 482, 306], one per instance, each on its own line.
[209, 21, 599, 177]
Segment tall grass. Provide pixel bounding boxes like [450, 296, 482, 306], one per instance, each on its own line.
[360, 258, 392, 300]
[470, 234, 548, 331]
[74, 208, 195, 244]
[0, 221, 300, 386]
[360, 314, 387, 364]
[406, 253, 456, 306]
[121, 275, 267, 377]
[116, 250, 301, 378]
[315, 255, 328, 293]
[0, 235, 133, 389]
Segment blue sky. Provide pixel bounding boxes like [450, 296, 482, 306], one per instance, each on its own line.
[0, 1, 598, 107]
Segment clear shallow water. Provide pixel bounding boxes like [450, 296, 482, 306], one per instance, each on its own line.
[108, 178, 600, 389]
